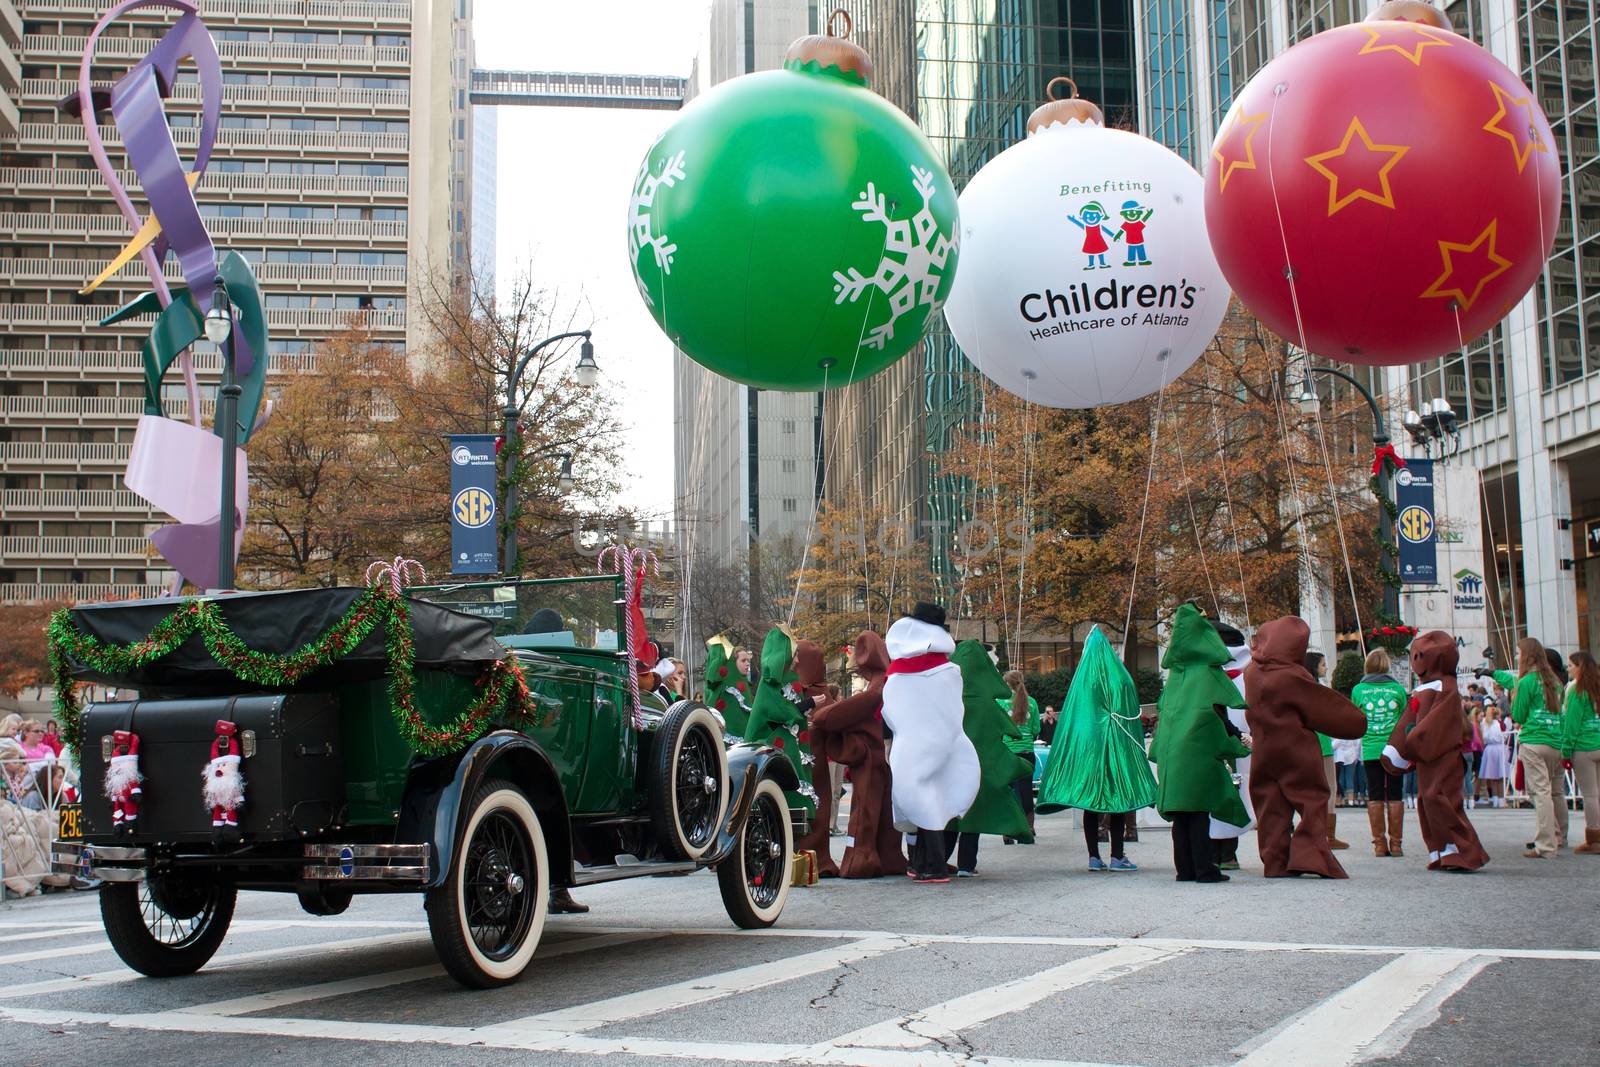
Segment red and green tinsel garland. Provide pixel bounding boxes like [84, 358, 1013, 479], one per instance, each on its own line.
[48, 584, 544, 759]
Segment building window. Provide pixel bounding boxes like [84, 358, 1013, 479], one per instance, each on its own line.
[782, 458, 797, 473]
[782, 420, 796, 434]
[782, 498, 798, 513]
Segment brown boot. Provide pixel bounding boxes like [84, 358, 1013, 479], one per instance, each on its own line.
[1574, 828, 1600, 854]
[1327, 812, 1349, 850]
[1385, 801, 1405, 857]
[1368, 802, 1389, 856]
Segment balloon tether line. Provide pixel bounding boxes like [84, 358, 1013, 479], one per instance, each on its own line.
[1121, 359, 1170, 659]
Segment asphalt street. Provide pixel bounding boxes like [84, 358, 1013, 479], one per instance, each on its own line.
[2, 805, 1595, 1067]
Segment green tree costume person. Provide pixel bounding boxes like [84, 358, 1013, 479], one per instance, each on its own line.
[1037, 626, 1157, 815]
[950, 640, 1034, 842]
[703, 641, 751, 740]
[744, 627, 816, 810]
[1151, 605, 1252, 881]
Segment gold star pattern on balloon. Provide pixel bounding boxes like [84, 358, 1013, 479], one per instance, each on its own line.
[1420, 219, 1512, 311]
[1303, 116, 1411, 217]
[1481, 81, 1547, 173]
[1212, 109, 1267, 193]
[1356, 22, 1455, 66]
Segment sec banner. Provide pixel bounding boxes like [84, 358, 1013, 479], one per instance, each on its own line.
[449, 434, 498, 575]
[1396, 457, 1437, 585]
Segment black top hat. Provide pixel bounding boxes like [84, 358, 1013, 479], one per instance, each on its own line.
[1210, 620, 1246, 647]
[908, 601, 948, 630]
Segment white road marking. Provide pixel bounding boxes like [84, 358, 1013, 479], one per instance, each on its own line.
[181, 930, 667, 1016]
[1235, 949, 1488, 1067]
[0, 930, 429, 1001]
[0, 1005, 1120, 1066]
[498, 934, 921, 1032]
[823, 943, 1187, 1051]
[0, 923, 103, 943]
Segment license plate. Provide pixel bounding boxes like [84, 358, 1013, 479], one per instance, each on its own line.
[56, 802, 83, 842]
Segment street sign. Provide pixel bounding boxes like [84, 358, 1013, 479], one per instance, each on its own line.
[1396, 458, 1437, 585]
[449, 434, 499, 575]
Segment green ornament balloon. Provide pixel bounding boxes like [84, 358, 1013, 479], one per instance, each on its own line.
[626, 30, 959, 391]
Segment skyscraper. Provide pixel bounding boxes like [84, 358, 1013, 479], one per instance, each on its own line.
[672, 0, 822, 569]
[0, 0, 473, 603]
[827, 0, 1138, 589]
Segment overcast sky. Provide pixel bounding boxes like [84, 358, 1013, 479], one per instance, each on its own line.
[475, 0, 710, 520]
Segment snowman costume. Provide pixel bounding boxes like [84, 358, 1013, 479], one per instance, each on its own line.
[881, 603, 979, 879]
[1210, 627, 1257, 842]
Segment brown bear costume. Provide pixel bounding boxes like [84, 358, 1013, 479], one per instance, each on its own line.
[1381, 631, 1489, 872]
[805, 631, 907, 878]
[790, 640, 839, 874]
[1243, 617, 1367, 878]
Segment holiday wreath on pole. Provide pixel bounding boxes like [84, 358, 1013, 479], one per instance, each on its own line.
[48, 576, 547, 761]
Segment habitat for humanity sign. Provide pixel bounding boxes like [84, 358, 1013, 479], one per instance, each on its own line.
[449, 434, 498, 575]
[1396, 458, 1437, 585]
[1453, 568, 1485, 610]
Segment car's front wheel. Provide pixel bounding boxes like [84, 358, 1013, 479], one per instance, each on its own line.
[648, 702, 729, 861]
[426, 779, 549, 989]
[100, 873, 236, 977]
[716, 776, 792, 928]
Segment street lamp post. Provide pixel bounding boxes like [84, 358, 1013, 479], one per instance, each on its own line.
[1296, 364, 1399, 619]
[502, 330, 595, 575]
[203, 275, 240, 589]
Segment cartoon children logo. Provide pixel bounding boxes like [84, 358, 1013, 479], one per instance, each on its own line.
[1067, 198, 1156, 270]
[1116, 199, 1154, 266]
[1067, 201, 1115, 270]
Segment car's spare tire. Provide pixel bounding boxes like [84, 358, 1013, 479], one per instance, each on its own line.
[648, 702, 730, 861]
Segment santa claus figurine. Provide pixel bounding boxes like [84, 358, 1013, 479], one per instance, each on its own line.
[204, 719, 245, 843]
[881, 602, 979, 884]
[105, 729, 142, 836]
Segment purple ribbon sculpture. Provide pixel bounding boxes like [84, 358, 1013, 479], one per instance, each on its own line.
[71, 0, 271, 593]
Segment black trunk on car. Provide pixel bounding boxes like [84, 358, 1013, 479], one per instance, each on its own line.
[79, 694, 346, 843]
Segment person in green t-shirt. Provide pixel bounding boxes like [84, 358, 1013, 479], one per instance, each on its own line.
[1497, 637, 1569, 858]
[1564, 650, 1600, 855]
[1353, 647, 1409, 856]
[999, 669, 1041, 841]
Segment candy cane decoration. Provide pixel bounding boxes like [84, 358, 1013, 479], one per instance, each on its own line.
[366, 556, 428, 595]
[598, 544, 662, 730]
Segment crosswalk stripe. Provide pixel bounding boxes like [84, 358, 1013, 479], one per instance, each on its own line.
[0, 930, 429, 1001]
[180, 930, 666, 1016]
[1234, 950, 1488, 1067]
[498, 934, 921, 1032]
[821, 943, 1187, 1052]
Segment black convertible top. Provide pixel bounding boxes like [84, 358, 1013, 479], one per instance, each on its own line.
[61, 586, 505, 692]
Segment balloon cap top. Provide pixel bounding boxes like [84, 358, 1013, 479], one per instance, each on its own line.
[785, 9, 872, 87]
[1026, 77, 1104, 134]
[1365, 1, 1453, 29]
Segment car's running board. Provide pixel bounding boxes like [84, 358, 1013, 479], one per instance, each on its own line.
[572, 860, 698, 886]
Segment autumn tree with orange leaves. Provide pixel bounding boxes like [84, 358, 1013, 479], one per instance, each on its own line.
[940, 303, 1384, 656]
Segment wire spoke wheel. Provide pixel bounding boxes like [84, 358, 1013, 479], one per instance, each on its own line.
[717, 776, 791, 928]
[463, 811, 536, 962]
[101, 873, 236, 978]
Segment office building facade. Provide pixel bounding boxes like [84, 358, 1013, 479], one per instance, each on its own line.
[672, 0, 823, 568]
[0, 0, 473, 604]
[1138, 0, 1600, 657]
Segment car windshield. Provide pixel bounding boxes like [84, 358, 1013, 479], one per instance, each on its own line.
[412, 576, 629, 651]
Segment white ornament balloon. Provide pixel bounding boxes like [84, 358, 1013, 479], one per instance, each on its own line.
[944, 87, 1230, 408]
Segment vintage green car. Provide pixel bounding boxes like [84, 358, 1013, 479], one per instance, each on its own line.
[51, 576, 800, 988]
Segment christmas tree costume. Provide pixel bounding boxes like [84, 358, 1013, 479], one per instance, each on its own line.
[1381, 632, 1489, 872]
[1037, 626, 1157, 815]
[703, 640, 751, 741]
[1150, 604, 1252, 882]
[809, 631, 906, 878]
[882, 603, 979, 880]
[951, 640, 1033, 842]
[744, 627, 816, 811]
[1243, 617, 1366, 879]
[793, 639, 841, 873]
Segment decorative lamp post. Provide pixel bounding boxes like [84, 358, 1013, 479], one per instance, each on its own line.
[502, 330, 595, 574]
[203, 275, 239, 589]
[1296, 364, 1399, 620]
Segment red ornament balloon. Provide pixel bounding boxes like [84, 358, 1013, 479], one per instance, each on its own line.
[1203, 4, 1559, 365]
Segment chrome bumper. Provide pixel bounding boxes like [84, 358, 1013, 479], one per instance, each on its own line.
[52, 841, 147, 881]
[303, 843, 430, 882]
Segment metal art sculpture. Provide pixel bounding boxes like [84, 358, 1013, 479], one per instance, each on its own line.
[69, 0, 271, 591]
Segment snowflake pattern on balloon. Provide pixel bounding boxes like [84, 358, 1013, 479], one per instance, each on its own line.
[832, 165, 957, 350]
[627, 149, 687, 307]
